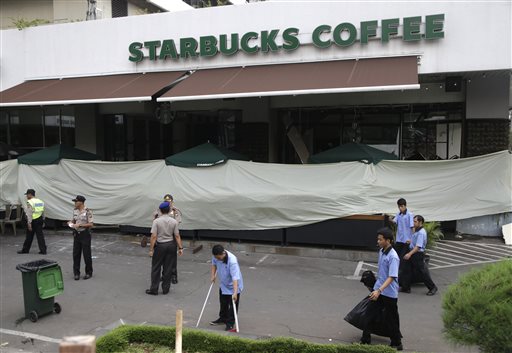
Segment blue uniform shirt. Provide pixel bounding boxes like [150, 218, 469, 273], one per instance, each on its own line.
[374, 246, 400, 299]
[410, 227, 427, 252]
[394, 209, 414, 243]
[212, 250, 244, 295]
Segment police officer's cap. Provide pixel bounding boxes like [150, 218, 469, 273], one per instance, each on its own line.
[72, 195, 86, 202]
[24, 189, 36, 196]
[159, 201, 170, 209]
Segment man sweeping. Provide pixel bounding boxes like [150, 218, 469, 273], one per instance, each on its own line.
[209, 244, 243, 332]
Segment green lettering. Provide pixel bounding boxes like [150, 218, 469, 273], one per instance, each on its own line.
[312, 24, 331, 48]
[180, 37, 198, 58]
[159, 39, 178, 60]
[360, 20, 378, 44]
[403, 16, 422, 41]
[219, 33, 239, 55]
[128, 42, 144, 62]
[282, 27, 300, 51]
[333, 22, 357, 47]
[200, 36, 218, 57]
[261, 29, 279, 52]
[144, 40, 161, 61]
[425, 14, 444, 40]
[381, 18, 399, 43]
[241, 31, 259, 54]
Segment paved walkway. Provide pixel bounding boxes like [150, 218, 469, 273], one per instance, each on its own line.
[2, 231, 505, 353]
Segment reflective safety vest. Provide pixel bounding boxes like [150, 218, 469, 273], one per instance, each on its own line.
[28, 198, 45, 220]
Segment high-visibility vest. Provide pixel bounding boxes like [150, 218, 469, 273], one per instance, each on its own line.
[28, 198, 45, 220]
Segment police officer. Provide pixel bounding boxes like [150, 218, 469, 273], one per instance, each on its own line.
[146, 201, 183, 295]
[152, 194, 182, 284]
[70, 195, 94, 280]
[18, 189, 47, 254]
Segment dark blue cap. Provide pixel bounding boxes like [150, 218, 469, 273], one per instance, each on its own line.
[159, 201, 170, 209]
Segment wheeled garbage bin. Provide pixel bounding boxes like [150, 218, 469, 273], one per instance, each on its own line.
[16, 259, 63, 322]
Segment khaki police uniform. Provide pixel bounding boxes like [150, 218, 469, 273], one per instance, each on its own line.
[72, 207, 94, 277]
[148, 214, 180, 294]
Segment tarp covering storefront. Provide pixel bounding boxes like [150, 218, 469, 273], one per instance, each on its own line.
[1, 151, 511, 229]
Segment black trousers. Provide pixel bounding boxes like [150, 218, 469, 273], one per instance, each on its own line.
[400, 252, 436, 291]
[22, 217, 46, 253]
[150, 241, 177, 292]
[393, 242, 408, 274]
[219, 289, 240, 326]
[362, 294, 402, 345]
[73, 229, 93, 276]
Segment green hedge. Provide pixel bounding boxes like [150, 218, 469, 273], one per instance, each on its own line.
[442, 260, 512, 353]
[96, 325, 396, 353]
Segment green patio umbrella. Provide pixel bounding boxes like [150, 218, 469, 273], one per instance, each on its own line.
[17, 144, 100, 165]
[165, 142, 249, 167]
[309, 142, 398, 164]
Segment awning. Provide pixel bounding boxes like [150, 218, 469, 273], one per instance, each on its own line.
[0, 71, 187, 107]
[158, 56, 419, 102]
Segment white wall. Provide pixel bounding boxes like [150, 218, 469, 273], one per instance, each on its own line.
[1, 1, 511, 90]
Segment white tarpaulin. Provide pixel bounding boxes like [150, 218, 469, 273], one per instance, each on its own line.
[0, 159, 18, 208]
[1, 150, 511, 229]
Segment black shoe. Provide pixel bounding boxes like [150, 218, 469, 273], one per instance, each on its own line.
[225, 324, 235, 332]
[171, 276, 178, 284]
[209, 318, 224, 326]
[399, 287, 411, 293]
[390, 343, 403, 351]
[145, 289, 158, 295]
[83, 274, 92, 280]
[427, 286, 438, 296]
[38, 251, 47, 255]
[17, 250, 28, 254]
[74, 275, 80, 280]
[162, 288, 169, 295]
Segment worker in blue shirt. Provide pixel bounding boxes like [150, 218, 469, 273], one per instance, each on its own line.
[361, 227, 403, 351]
[391, 198, 414, 262]
[209, 244, 243, 332]
[399, 215, 438, 295]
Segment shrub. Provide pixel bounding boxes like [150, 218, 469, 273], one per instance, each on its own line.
[96, 325, 396, 353]
[442, 260, 512, 353]
[422, 221, 444, 249]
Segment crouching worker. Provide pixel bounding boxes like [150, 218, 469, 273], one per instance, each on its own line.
[209, 245, 243, 332]
[346, 228, 403, 351]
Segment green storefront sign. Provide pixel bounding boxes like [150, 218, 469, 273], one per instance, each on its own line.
[128, 14, 444, 62]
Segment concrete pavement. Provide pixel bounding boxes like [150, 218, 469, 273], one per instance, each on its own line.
[0, 229, 495, 352]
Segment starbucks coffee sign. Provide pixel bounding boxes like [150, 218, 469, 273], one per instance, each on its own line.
[128, 14, 444, 62]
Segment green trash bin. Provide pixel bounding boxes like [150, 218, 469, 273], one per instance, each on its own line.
[16, 259, 63, 322]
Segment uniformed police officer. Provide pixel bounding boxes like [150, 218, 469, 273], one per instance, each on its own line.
[18, 189, 47, 254]
[152, 194, 182, 284]
[146, 201, 183, 295]
[70, 195, 94, 280]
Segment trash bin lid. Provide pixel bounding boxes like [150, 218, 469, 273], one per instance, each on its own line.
[16, 259, 58, 272]
[37, 265, 64, 299]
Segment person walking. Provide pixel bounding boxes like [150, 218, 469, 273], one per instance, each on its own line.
[399, 215, 438, 296]
[360, 227, 403, 350]
[391, 198, 414, 260]
[18, 189, 47, 254]
[209, 244, 243, 332]
[70, 195, 94, 280]
[146, 201, 183, 295]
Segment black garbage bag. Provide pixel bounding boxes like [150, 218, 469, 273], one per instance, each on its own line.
[344, 296, 398, 338]
[360, 270, 376, 291]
